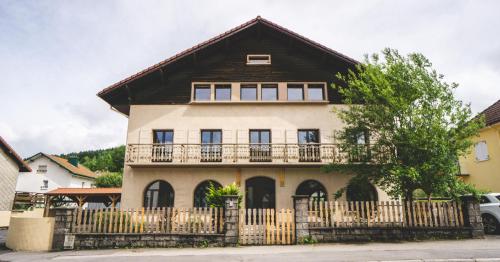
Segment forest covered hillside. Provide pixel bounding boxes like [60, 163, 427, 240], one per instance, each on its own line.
[59, 145, 125, 187]
[59, 145, 125, 173]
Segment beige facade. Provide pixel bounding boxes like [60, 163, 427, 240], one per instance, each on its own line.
[127, 104, 345, 145]
[6, 217, 54, 251]
[121, 104, 389, 209]
[459, 122, 500, 192]
[122, 166, 388, 209]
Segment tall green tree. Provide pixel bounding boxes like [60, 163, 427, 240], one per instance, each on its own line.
[94, 172, 122, 188]
[326, 48, 483, 201]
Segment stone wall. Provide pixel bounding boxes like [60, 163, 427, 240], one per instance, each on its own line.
[73, 233, 224, 249]
[310, 227, 474, 243]
[306, 198, 484, 243]
[52, 196, 240, 250]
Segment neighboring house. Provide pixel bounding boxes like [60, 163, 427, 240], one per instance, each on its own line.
[0, 136, 31, 226]
[97, 16, 389, 210]
[459, 99, 500, 192]
[16, 153, 96, 194]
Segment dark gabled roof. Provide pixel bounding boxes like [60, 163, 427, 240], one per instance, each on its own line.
[97, 16, 358, 98]
[25, 153, 97, 179]
[0, 136, 31, 172]
[480, 99, 500, 127]
[478, 100, 500, 126]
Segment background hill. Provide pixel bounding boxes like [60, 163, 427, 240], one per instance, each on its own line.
[59, 146, 125, 187]
[59, 145, 125, 173]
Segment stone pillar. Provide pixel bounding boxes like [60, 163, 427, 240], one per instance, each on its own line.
[223, 195, 239, 246]
[52, 208, 75, 250]
[462, 197, 484, 239]
[293, 195, 310, 243]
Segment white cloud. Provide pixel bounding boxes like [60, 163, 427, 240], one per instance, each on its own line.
[1, 0, 499, 157]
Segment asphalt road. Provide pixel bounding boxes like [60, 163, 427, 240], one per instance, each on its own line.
[1, 236, 500, 262]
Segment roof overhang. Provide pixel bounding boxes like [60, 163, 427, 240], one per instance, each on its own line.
[97, 16, 359, 116]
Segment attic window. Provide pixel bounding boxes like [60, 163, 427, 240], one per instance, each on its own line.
[247, 54, 271, 65]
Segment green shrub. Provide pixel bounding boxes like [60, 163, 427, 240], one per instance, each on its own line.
[299, 236, 317, 245]
[95, 172, 122, 188]
[206, 182, 242, 208]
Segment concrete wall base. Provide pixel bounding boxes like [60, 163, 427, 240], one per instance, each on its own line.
[310, 227, 476, 243]
[73, 233, 226, 249]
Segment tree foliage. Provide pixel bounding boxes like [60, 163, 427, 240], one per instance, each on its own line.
[60, 145, 125, 173]
[326, 48, 483, 201]
[94, 172, 123, 188]
[205, 183, 242, 208]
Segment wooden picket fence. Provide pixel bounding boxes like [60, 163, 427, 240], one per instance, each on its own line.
[72, 207, 224, 234]
[239, 208, 295, 245]
[308, 201, 464, 228]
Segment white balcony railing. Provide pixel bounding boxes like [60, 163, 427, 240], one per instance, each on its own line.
[125, 143, 385, 166]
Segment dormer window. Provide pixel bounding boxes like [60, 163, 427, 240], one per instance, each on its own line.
[246, 54, 271, 65]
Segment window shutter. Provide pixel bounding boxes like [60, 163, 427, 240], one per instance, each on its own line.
[320, 129, 333, 143]
[187, 130, 199, 144]
[173, 130, 186, 144]
[272, 129, 285, 144]
[475, 141, 489, 161]
[223, 130, 233, 144]
[139, 129, 152, 144]
[285, 129, 297, 144]
[236, 129, 248, 144]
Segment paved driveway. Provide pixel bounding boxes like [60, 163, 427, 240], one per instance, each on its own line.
[1, 236, 500, 262]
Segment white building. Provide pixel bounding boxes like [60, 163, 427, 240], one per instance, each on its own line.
[16, 153, 96, 194]
[0, 136, 31, 226]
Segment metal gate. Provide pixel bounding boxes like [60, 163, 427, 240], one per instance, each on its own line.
[239, 208, 295, 245]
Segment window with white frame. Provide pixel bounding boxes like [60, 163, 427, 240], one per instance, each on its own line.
[474, 141, 489, 161]
[41, 180, 48, 190]
[37, 165, 47, 173]
[246, 54, 271, 65]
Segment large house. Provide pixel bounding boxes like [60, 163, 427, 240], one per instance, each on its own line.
[459, 99, 500, 192]
[16, 153, 96, 194]
[0, 137, 31, 226]
[98, 17, 389, 210]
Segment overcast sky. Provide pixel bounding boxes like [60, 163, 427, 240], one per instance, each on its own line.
[1, 0, 499, 158]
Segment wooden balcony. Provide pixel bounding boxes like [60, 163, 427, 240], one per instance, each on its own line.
[125, 143, 384, 167]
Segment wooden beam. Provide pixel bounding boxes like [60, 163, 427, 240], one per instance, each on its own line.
[257, 23, 262, 40]
[76, 195, 87, 208]
[125, 84, 134, 103]
[108, 195, 120, 208]
[44, 196, 53, 217]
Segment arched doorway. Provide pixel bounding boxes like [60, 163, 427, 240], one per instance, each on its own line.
[296, 180, 328, 202]
[193, 180, 222, 207]
[143, 180, 175, 208]
[346, 182, 378, 201]
[245, 177, 275, 209]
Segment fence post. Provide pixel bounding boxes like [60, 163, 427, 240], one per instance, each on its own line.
[223, 195, 239, 246]
[51, 208, 75, 250]
[293, 195, 310, 243]
[461, 197, 484, 239]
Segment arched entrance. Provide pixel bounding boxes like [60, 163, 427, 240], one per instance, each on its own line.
[245, 177, 275, 209]
[143, 180, 175, 208]
[193, 180, 222, 207]
[346, 182, 378, 201]
[296, 180, 328, 202]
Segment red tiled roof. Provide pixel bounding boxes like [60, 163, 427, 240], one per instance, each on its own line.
[97, 16, 358, 97]
[480, 99, 500, 127]
[0, 136, 31, 172]
[26, 153, 97, 179]
[47, 155, 98, 179]
[46, 187, 121, 195]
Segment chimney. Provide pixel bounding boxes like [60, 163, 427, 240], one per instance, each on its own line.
[68, 155, 79, 167]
